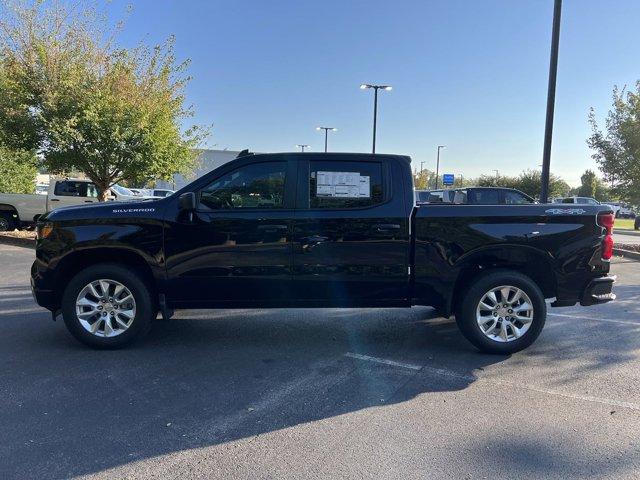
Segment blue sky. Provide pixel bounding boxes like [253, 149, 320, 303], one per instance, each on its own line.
[109, 0, 640, 186]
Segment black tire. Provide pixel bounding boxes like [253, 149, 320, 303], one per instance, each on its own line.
[61, 264, 155, 348]
[455, 270, 546, 354]
[0, 212, 16, 232]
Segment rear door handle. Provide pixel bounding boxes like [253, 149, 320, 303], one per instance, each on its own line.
[84, 200, 94, 203]
[373, 223, 401, 232]
[50, 199, 60, 202]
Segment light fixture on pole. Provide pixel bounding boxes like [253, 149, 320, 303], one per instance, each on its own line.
[360, 84, 392, 154]
[434, 145, 446, 189]
[296, 144, 309, 152]
[316, 127, 337, 153]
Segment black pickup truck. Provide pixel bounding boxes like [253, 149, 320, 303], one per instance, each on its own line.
[31, 153, 616, 353]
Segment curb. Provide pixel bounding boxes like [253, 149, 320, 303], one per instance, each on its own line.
[614, 248, 640, 261]
[0, 235, 35, 249]
[614, 228, 640, 237]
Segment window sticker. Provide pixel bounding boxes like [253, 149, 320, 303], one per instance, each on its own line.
[316, 171, 370, 198]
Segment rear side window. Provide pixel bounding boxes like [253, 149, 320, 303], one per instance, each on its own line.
[309, 160, 384, 209]
[54, 181, 98, 198]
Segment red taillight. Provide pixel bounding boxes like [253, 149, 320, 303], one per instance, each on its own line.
[602, 234, 614, 260]
[598, 212, 615, 260]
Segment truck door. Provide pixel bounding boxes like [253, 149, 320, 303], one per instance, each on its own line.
[290, 156, 410, 306]
[164, 158, 296, 305]
[48, 180, 99, 210]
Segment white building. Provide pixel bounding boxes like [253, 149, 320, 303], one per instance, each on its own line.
[156, 149, 245, 190]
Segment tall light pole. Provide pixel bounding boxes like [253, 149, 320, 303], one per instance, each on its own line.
[316, 127, 337, 153]
[296, 144, 309, 152]
[540, 0, 562, 203]
[434, 145, 446, 189]
[360, 84, 392, 154]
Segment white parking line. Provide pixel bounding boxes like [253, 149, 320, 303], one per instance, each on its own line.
[345, 352, 422, 371]
[345, 352, 640, 411]
[549, 312, 640, 326]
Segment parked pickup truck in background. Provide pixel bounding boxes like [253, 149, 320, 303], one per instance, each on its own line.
[31, 153, 616, 353]
[0, 179, 151, 231]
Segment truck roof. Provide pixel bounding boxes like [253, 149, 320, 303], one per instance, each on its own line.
[237, 152, 412, 163]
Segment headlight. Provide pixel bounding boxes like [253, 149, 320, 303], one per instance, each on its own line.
[36, 222, 54, 240]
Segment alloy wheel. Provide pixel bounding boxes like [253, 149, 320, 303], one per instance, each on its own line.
[476, 285, 534, 343]
[75, 279, 137, 337]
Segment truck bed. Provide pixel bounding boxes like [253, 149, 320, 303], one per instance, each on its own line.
[412, 203, 610, 313]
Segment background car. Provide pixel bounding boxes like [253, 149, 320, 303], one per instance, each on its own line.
[554, 196, 622, 217]
[150, 188, 174, 198]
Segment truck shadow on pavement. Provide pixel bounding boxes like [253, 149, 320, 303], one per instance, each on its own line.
[1, 299, 507, 479]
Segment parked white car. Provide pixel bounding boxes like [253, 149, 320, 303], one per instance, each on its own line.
[0, 179, 152, 231]
[552, 196, 621, 217]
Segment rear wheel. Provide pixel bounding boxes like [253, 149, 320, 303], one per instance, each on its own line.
[61, 264, 154, 348]
[0, 212, 16, 232]
[455, 270, 546, 354]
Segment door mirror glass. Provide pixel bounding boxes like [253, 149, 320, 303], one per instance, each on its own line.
[178, 192, 197, 211]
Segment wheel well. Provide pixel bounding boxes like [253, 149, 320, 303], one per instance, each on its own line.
[0, 204, 19, 218]
[53, 248, 158, 301]
[449, 254, 556, 314]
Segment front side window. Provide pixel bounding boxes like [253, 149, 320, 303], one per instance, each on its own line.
[504, 191, 532, 205]
[309, 160, 384, 209]
[199, 162, 286, 210]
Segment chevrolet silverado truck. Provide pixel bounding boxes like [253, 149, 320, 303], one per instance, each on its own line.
[31, 153, 616, 353]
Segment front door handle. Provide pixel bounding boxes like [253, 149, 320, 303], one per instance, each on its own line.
[373, 223, 401, 232]
[50, 198, 60, 202]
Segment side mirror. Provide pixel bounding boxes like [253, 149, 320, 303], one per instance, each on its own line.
[178, 192, 197, 211]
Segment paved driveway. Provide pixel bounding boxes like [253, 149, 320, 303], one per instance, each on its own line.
[1, 244, 639, 479]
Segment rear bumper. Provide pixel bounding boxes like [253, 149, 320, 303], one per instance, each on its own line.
[580, 275, 616, 306]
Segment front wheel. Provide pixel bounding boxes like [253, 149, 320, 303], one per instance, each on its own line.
[0, 212, 16, 232]
[61, 264, 154, 348]
[455, 270, 546, 354]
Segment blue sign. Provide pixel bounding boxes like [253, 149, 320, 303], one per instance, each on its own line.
[442, 173, 455, 186]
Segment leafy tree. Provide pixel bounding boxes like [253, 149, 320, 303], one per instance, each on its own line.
[0, 146, 37, 194]
[588, 83, 640, 204]
[413, 168, 436, 189]
[0, 1, 207, 200]
[577, 170, 597, 198]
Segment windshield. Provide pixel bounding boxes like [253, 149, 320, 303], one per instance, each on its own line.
[111, 184, 135, 196]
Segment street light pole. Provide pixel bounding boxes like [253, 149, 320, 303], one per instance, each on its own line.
[540, 0, 562, 203]
[360, 84, 392, 154]
[296, 144, 309, 152]
[435, 145, 446, 189]
[316, 127, 337, 153]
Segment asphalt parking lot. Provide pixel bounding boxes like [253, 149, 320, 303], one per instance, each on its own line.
[1, 243, 639, 479]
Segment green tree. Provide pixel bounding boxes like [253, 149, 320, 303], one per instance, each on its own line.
[577, 170, 597, 198]
[0, 146, 37, 194]
[588, 83, 640, 204]
[514, 169, 569, 199]
[0, 1, 207, 200]
[413, 168, 436, 189]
